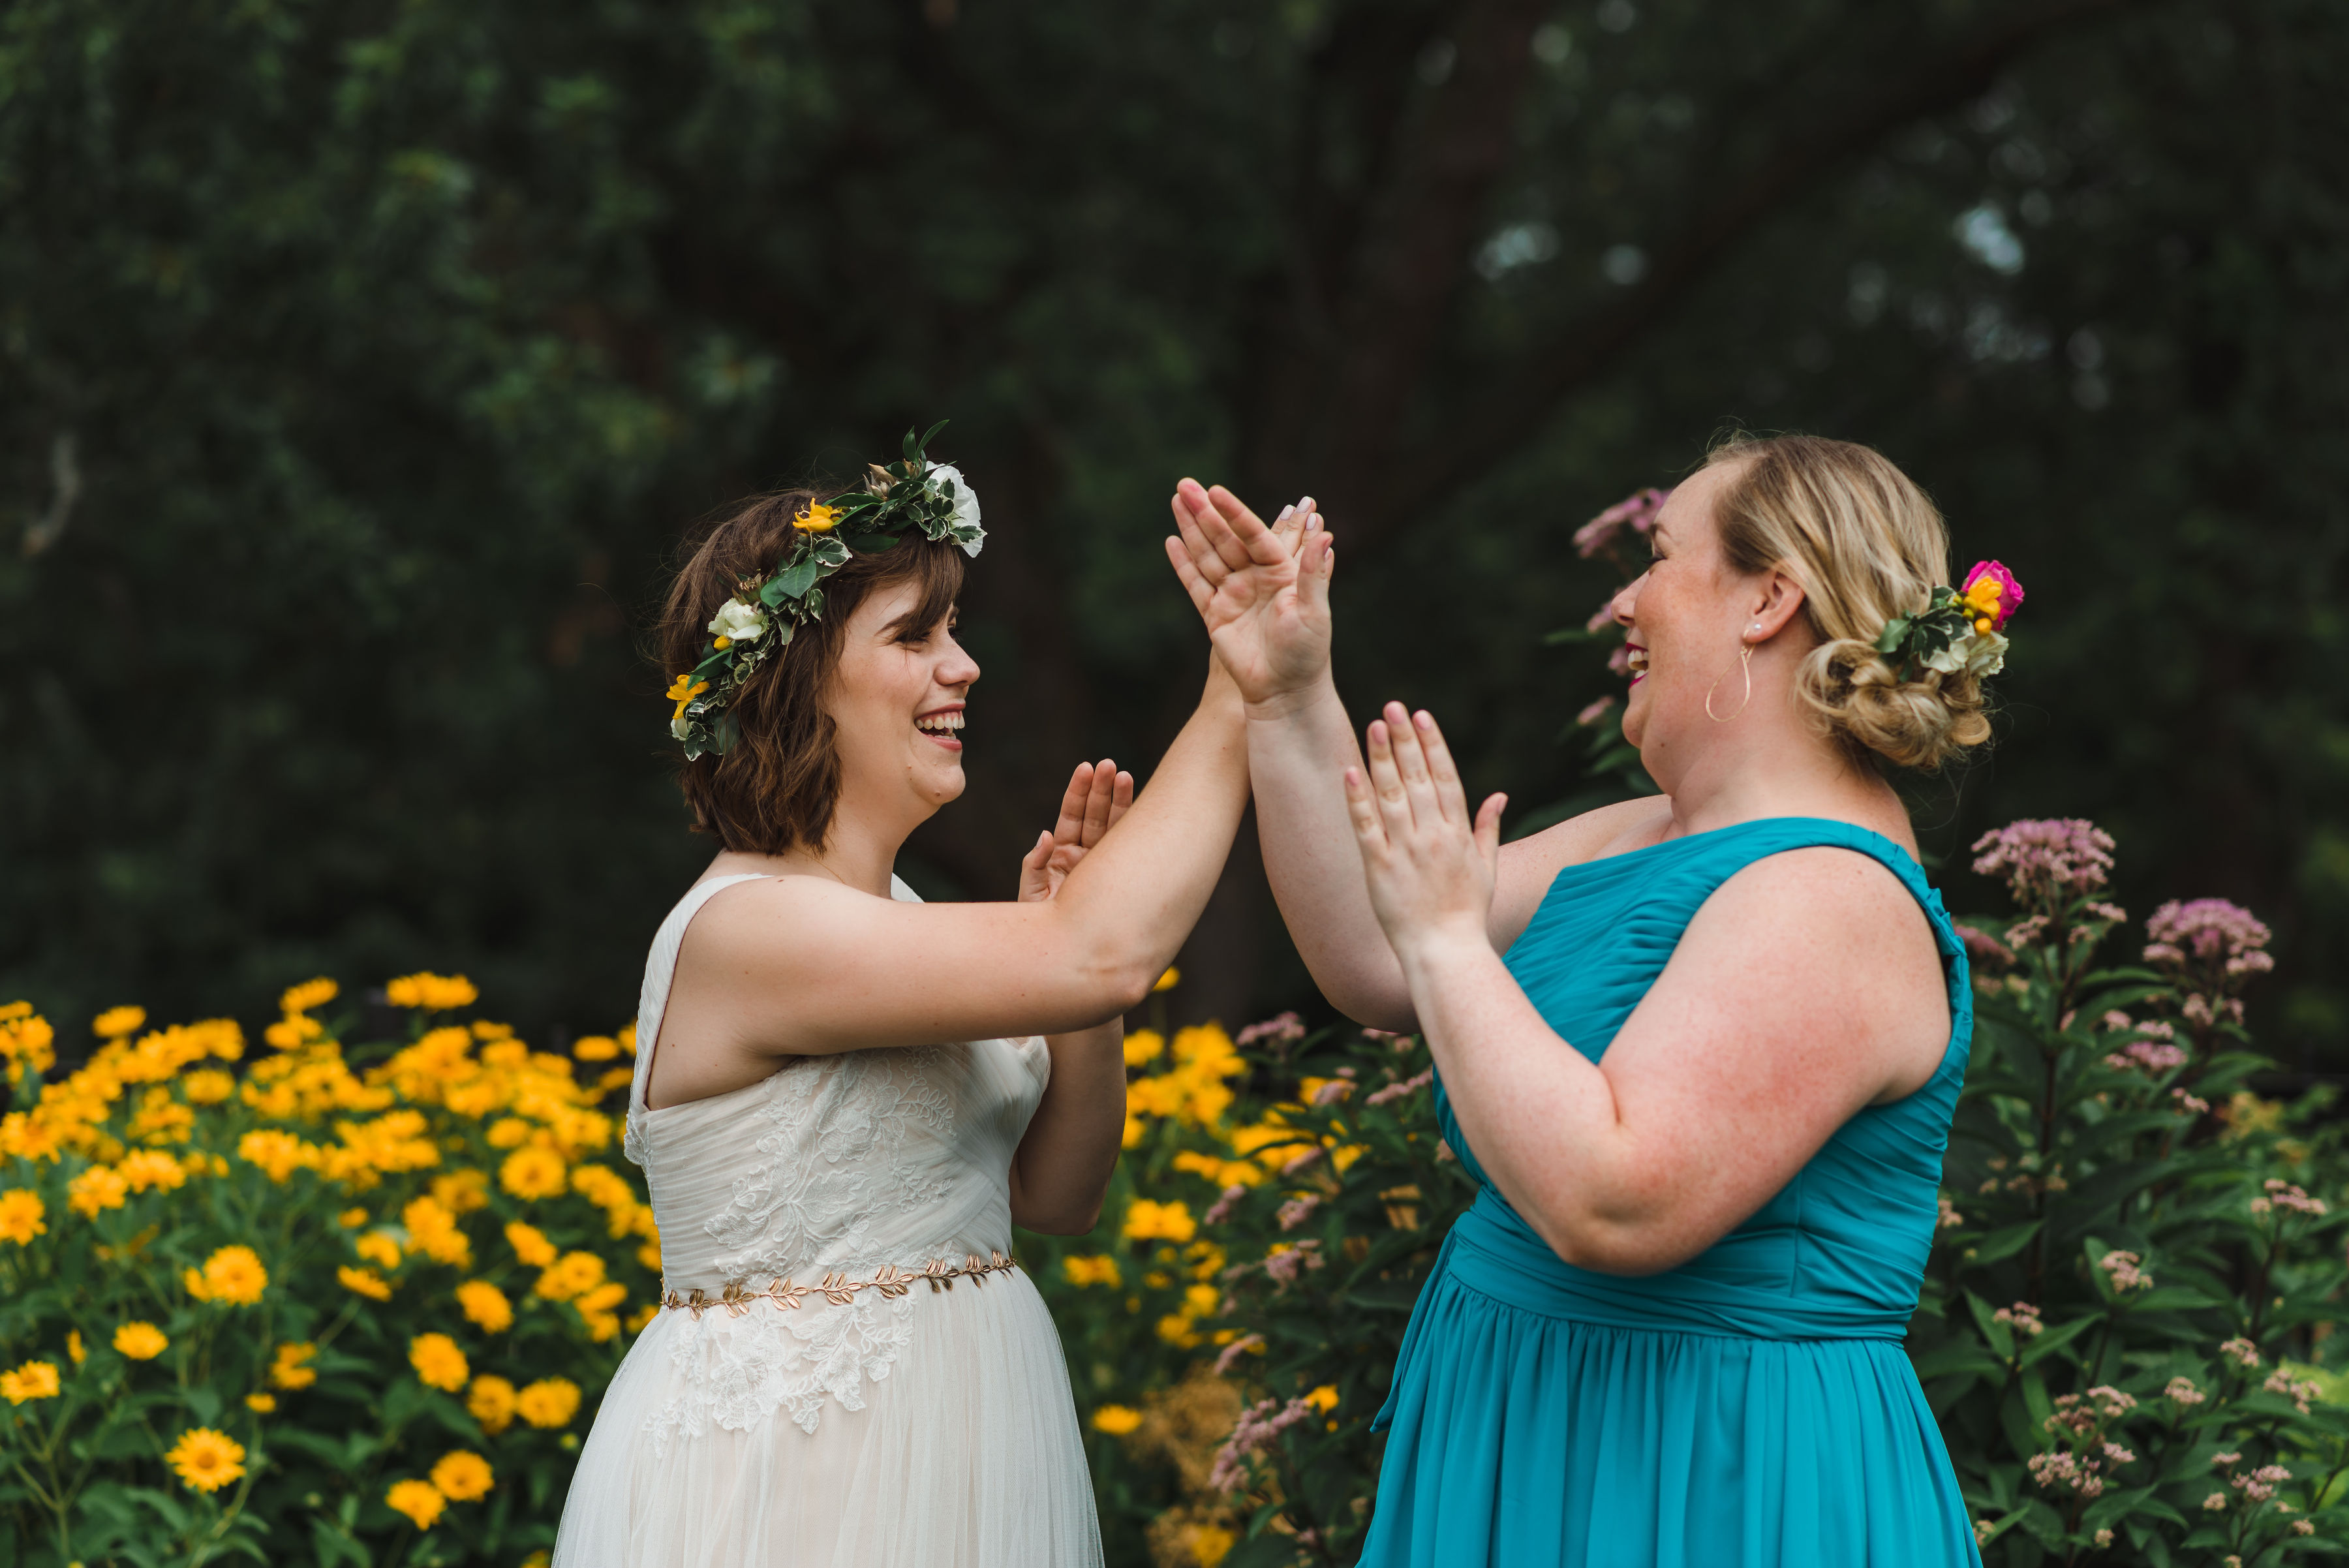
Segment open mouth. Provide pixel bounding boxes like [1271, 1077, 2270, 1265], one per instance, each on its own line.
[1625, 643, 1649, 684]
[915, 705, 965, 751]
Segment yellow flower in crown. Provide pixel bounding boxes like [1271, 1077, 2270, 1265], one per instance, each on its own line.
[793, 502, 842, 532]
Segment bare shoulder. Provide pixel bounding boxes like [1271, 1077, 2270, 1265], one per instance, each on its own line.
[1681, 846, 1949, 1088]
[683, 873, 893, 961]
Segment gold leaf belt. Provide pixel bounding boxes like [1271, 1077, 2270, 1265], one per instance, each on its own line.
[660, 1250, 1019, 1317]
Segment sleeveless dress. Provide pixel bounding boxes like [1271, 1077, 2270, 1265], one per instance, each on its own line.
[1359, 818, 1982, 1568]
[553, 873, 1105, 1568]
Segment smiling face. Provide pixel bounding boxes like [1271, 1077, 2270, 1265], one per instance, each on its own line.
[1610, 460, 1768, 758]
[825, 579, 981, 823]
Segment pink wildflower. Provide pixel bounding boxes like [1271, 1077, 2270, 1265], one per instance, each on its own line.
[1208, 1395, 1318, 1494]
[1203, 1184, 1248, 1227]
[1606, 643, 1633, 676]
[2145, 899, 2274, 997]
[1971, 819, 2117, 902]
[2172, 1088, 2211, 1115]
[1954, 924, 2016, 971]
[1235, 1012, 1307, 1051]
[1212, 1334, 1265, 1376]
[1366, 1068, 1435, 1107]
[1279, 1147, 1323, 1178]
[2164, 1377, 2205, 1406]
[1993, 1302, 2045, 1338]
[1584, 600, 1618, 634]
[2098, 1250, 2153, 1291]
[1276, 1195, 1321, 1232]
[1261, 1240, 1323, 1286]
[1572, 487, 1669, 560]
[1575, 695, 1618, 728]
[1936, 1195, 1964, 1231]
[2220, 1338, 2260, 1370]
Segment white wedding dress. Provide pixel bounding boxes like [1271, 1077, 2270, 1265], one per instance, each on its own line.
[553, 873, 1105, 1567]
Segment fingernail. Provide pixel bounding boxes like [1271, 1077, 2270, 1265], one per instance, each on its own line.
[1299, 496, 1315, 510]
[1276, 504, 1295, 521]
[1415, 711, 1432, 730]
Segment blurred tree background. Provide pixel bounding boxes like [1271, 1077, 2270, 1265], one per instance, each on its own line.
[3, 0, 2343, 1062]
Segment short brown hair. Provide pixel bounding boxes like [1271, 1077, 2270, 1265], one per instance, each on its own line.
[1704, 433, 1991, 771]
[660, 488, 966, 852]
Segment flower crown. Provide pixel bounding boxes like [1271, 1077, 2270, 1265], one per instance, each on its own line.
[666, 422, 985, 758]
[1873, 560, 2023, 681]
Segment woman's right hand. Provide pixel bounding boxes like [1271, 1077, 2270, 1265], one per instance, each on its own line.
[1164, 480, 1333, 712]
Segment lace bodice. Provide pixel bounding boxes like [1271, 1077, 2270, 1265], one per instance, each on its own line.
[622, 872, 1050, 1438]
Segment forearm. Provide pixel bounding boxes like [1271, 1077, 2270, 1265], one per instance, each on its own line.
[1009, 1021, 1126, 1234]
[1248, 681, 1415, 1027]
[1050, 674, 1250, 999]
[1397, 932, 1653, 1270]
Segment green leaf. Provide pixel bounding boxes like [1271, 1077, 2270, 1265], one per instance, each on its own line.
[2018, 1311, 2101, 1368]
[773, 557, 821, 600]
[1969, 1219, 2042, 1266]
[919, 418, 949, 452]
[1874, 617, 1911, 653]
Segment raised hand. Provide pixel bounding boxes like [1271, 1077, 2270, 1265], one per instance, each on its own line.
[1018, 759, 1135, 902]
[1346, 703, 1507, 959]
[1163, 480, 1334, 710]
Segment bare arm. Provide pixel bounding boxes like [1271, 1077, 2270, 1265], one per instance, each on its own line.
[1165, 482, 1656, 1028]
[668, 661, 1248, 1061]
[1346, 707, 1950, 1274]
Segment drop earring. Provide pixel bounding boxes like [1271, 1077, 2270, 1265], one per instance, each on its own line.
[1706, 629, 1757, 722]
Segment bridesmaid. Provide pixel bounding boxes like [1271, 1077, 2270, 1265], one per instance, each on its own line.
[1165, 435, 2011, 1565]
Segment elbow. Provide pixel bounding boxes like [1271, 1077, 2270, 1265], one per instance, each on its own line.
[1520, 1189, 1695, 1278]
[1013, 1195, 1106, 1238]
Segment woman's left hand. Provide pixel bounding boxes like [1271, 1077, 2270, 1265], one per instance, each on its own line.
[1346, 703, 1507, 957]
[1019, 759, 1135, 902]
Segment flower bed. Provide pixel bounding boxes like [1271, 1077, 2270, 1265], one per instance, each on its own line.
[5, 820, 2342, 1568]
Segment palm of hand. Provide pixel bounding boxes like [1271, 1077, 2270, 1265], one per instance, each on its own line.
[1164, 481, 1332, 707]
[1203, 548, 1327, 701]
[1017, 759, 1133, 904]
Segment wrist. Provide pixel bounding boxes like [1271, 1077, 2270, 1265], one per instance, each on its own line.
[1242, 674, 1339, 724]
[1391, 919, 1496, 982]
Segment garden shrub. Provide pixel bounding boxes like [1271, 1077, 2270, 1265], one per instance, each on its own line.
[8, 818, 2343, 1568]
[0, 977, 654, 1567]
[1181, 822, 2349, 1568]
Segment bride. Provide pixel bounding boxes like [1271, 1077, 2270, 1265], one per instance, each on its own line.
[553, 435, 1282, 1567]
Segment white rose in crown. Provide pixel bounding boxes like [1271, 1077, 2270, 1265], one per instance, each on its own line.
[707, 597, 768, 642]
[1924, 629, 2008, 679]
[924, 463, 985, 557]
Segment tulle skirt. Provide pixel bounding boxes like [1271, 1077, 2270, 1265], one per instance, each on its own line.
[1360, 1269, 1981, 1568]
[553, 1267, 1102, 1568]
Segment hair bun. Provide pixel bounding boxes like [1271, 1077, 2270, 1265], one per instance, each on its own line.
[1805, 638, 1991, 772]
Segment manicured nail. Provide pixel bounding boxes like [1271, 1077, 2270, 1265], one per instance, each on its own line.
[1299, 496, 1315, 511]
[1276, 504, 1295, 521]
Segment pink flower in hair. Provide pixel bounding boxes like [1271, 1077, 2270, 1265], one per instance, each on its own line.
[1960, 561, 2025, 631]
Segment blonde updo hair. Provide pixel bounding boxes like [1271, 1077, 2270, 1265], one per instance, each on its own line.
[1704, 432, 1991, 771]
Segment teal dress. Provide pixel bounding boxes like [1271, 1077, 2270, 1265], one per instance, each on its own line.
[1362, 819, 1981, 1567]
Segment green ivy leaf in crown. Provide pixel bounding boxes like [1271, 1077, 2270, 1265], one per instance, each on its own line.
[666, 422, 984, 759]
